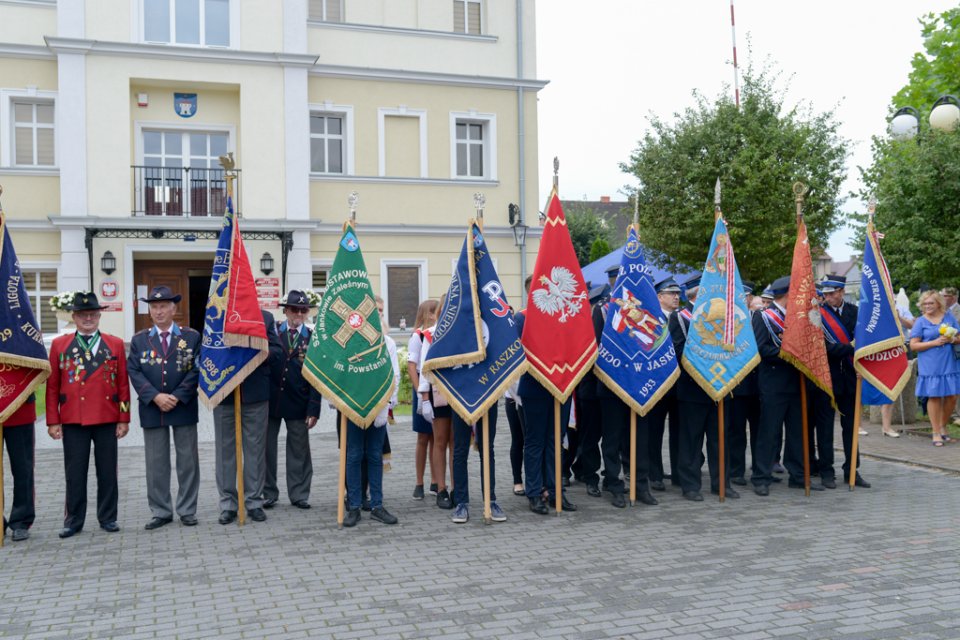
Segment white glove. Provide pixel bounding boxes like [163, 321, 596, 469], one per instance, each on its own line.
[373, 406, 389, 428]
[420, 399, 435, 423]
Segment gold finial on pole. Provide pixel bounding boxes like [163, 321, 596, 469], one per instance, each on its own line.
[348, 191, 359, 222]
[867, 194, 877, 226]
[473, 192, 485, 221]
[714, 178, 722, 221]
[552, 156, 559, 191]
[218, 152, 237, 215]
[632, 188, 639, 227]
[792, 181, 808, 225]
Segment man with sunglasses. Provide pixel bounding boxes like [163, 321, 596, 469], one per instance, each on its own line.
[264, 290, 322, 510]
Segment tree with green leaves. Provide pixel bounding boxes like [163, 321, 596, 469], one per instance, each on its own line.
[565, 203, 615, 266]
[621, 64, 848, 286]
[589, 237, 612, 264]
[857, 7, 960, 290]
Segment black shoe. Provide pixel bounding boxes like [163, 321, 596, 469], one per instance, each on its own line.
[11, 528, 29, 542]
[854, 474, 871, 489]
[712, 487, 740, 499]
[611, 493, 626, 509]
[343, 508, 360, 527]
[753, 485, 769, 497]
[58, 526, 82, 539]
[180, 515, 198, 526]
[262, 498, 277, 509]
[586, 484, 601, 498]
[248, 508, 267, 522]
[821, 477, 837, 489]
[292, 500, 311, 510]
[370, 506, 398, 525]
[528, 497, 548, 515]
[218, 510, 237, 525]
[637, 490, 659, 506]
[731, 476, 747, 486]
[100, 521, 120, 533]
[561, 476, 571, 488]
[788, 481, 824, 491]
[429, 483, 438, 496]
[144, 516, 173, 531]
[682, 491, 704, 502]
[413, 485, 425, 500]
[560, 495, 578, 512]
[650, 480, 666, 491]
[436, 489, 453, 510]
[361, 497, 372, 512]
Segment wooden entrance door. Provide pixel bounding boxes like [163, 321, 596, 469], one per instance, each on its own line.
[134, 260, 212, 333]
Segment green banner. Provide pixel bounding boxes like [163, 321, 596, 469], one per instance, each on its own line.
[303, 222, 394, 427]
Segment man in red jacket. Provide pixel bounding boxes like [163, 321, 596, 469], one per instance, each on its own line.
[46, 292, 130, 538]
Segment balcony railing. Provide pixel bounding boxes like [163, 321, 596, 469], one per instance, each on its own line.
[131, 165, 240, 217]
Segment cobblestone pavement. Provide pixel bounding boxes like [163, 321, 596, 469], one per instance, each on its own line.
[3, 412, 960, 640]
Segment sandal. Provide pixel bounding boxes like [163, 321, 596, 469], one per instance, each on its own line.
[933, 436, 945, 447]
[513, 484, 525, 496]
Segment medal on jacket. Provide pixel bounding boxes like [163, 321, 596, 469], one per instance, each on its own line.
[76, 331, 100, 360]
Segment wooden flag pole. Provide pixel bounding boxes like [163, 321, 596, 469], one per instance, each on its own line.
[474, 194, 494, 525]
[629, 412, 637, 506]
[799, 373, 811, 497]
[235, 390, 245, 525]
[718, 399, 726, 502]
[337, 413, 348, 527]
[555, 399, 562, 514]
[849, 376, 863, 491]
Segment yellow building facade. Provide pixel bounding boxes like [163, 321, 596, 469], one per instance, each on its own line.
[0, 0, 544, 339]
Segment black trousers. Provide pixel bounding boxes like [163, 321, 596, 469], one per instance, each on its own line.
[505, 398, 525, 485]
[597, 396, 647, 495]
[729, 394, 760, 479]
[677, 401, 728, 493]
[752, 393, 802, 487]
[567, 397, 602, 485]
[836, 390, 860, 476]
[3, 423, 35, 531]
[62, 423, 118, 529]
[807, 386, 836, 480]
[648, 394, 678, 483]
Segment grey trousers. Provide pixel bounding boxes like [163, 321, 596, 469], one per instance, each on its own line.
[213, 400, 267, 512]
[143, 424, 200, 519]
[264, 417, 313, 504]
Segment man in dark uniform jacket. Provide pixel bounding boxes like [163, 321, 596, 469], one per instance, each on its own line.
[264, 290, 322, 510]
[819, 274, 870, 488]
[729, 281, 762, 486]
[750, 277, 817, 495]
[47, 292, 131, 538]
[669, 277, 737, 500]
[212, 309, 283, 525]
[3, 396, 38, 541]
[648, 277, 681, 491]
[566, 284, 608, 495]
[515, 310, 577, 515]
[128, 285, 202, 530]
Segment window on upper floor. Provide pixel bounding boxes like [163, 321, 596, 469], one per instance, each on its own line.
[13, 101, 55, 167]
[453, 0, 481, 34]
[451, 112, 496, 180]
[308, 0, 342, 22]
[144, 0, 230, 47]
[310, 113, 345, 174]
[22, 270, 57, 334]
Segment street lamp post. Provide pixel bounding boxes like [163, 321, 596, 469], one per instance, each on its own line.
[890, 94, 960, 138]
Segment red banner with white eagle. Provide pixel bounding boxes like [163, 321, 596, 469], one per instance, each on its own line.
[520, 192, 598, 401]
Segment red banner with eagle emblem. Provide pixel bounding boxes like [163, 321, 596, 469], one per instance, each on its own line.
[521, 192, 598, 401]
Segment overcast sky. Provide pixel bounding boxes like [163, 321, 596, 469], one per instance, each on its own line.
[535, 0, 958, 261]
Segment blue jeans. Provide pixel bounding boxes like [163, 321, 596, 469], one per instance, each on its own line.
[346, 422, 386, 509]
[520, 396, 570, 499]
[452, 404, 498, 506]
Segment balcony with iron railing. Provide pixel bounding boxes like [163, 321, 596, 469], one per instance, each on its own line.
[131, 165, 240, 216]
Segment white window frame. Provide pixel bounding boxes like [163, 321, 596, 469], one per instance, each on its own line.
[308, 103, 354, 175]
[136, 0, 238, 48]
[449, 110, 496, 180]
[0, 88, 58, 168]
[453, 0, 483, 34]
[311, 258, 333, 295]
[308, 0, 343, 22]
[380, 258, 429, 331]
[20, 264, 59, 335]
[378, 107, 428, 178]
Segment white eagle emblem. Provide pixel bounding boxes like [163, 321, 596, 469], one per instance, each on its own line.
[532, 266, 587, 323]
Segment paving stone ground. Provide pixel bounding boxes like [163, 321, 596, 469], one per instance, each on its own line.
[2, 407, 959, 640]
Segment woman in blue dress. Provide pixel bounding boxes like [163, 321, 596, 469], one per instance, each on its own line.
[910, 290, 960, 446]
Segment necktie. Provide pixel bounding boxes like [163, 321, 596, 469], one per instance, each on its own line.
[161, 331, 170, 354]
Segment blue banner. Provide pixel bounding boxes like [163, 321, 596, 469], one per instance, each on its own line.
[198, 197, 267, 408]
[681, 216, 759, 400]
[421, 223, 527, 424]
[595, 226, 678, 415]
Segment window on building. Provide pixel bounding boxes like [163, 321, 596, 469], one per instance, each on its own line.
[453, 0, 481, 34]
[22, 270, 57, 334]
[450, 113, 496, 180]
[13, 102, 55, 166]
[455, 120, 484, 178]
[139, 129, 229, 215]
[312, 267, 329, 296]
[384, 264, 421, 331]
[308, 0, 342, 22]
[144, 0, 230, 47]
[310, 113, 344, 174]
